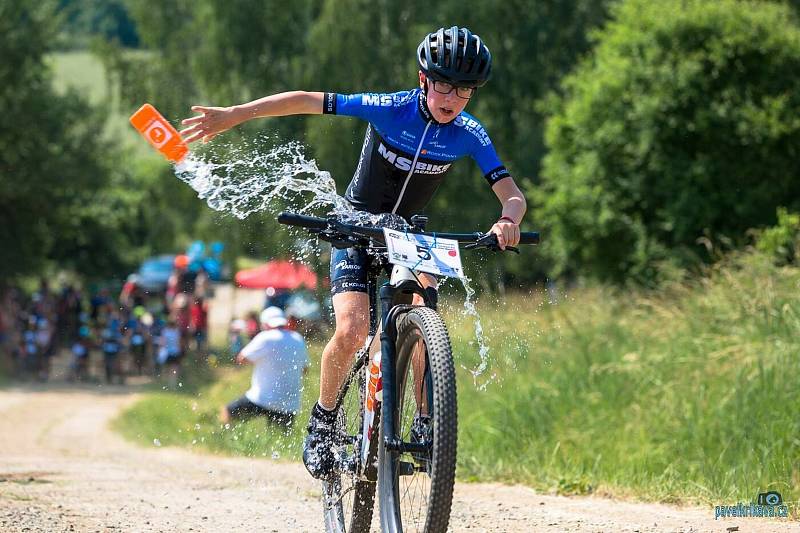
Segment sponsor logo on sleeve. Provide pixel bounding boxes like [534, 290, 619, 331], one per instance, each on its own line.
[324, 93, 337, 114]
[487, 166, 511, 183]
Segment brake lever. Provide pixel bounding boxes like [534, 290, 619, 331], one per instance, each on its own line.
[464, 233, 520, 254]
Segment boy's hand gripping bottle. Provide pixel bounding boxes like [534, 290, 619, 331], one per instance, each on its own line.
[129, 104, 189, 163]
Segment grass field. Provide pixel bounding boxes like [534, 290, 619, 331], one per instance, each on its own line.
[114, 248, 800, 510]
[49, 50, 109, 103]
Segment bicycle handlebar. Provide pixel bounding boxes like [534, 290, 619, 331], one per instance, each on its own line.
[277, 211, 540, 247]
[278, 212, 329, 231]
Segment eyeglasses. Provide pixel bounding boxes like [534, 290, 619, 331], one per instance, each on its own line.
[429, 80, 475, 99]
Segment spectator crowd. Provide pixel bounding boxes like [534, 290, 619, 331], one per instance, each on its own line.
[0, 256, 212, 386]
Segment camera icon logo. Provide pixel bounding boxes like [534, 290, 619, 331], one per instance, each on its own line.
[756, 491, 782, 506]
[144, 120, 173, 148]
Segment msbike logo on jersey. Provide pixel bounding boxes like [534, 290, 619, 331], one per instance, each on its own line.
[362, 94, 395, 107]
[377, 142, 451, 175]
[453, 115, 491, 147]
[362, 93, 412, 107]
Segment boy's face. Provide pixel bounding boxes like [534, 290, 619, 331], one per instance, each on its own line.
[419, 72, 471, 123]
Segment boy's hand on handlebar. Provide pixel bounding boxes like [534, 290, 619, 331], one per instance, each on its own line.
[489, 219, 520, 250]
[180, 105, 238, 144]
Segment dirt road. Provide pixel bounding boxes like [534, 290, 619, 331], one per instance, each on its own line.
[0, 382, 794, 532]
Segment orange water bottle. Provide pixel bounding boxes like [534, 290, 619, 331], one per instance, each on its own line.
[129, 104, 189, 163]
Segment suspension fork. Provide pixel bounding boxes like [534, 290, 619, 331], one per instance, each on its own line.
[379, 283, 401, 452]
[374, 274, 433, 454]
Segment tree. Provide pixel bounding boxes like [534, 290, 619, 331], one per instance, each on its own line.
[539, 0, 800, 283]
[57, 0, 140, 48]
[0, 1, 149, 279]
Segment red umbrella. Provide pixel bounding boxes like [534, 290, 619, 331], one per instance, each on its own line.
[234, 260, 319, 290]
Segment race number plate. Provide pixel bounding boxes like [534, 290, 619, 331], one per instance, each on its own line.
[383, 229, 464, 278]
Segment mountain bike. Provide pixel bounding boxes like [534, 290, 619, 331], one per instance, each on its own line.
[278, 211, 539, 533]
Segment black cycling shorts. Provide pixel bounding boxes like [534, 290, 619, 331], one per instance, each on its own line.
[330, 246, 373, 295]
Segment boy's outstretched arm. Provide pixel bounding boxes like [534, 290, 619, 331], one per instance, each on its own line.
[180, 91, 325, 144]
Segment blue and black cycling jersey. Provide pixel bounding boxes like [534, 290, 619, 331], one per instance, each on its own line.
[323, 88, 510, 219]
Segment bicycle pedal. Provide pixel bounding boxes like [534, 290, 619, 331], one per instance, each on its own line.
[398, 461, 415, 476]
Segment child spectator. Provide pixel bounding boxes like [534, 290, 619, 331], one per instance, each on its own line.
[21, 317, 39, 379]
[101, 316, 124, 384]
[171, 292, 192, 355]
[149, 314, 165, 376]
[35, 316, 53, 382]
[69, 325, 93, 382]
[157, 318, 182, 389]
[127, 307, 149, 376]
[190, 298, 208, 356]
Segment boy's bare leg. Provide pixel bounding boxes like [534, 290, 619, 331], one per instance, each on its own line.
[318, 291, 370, 410]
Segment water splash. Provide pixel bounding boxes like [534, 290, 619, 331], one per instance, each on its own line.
[173, 139, 496, 385]
[174, 138, 352, 219]
[460, 276, 496, 390]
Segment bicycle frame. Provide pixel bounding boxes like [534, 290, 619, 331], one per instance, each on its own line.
[334, 263, 436, 481]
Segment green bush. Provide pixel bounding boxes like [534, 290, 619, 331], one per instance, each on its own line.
[756, 208, 800, 265]
[538, 0, 800, 283]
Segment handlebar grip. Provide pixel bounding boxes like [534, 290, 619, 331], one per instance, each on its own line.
[519, 232, 540, 245]
[277, 212, 327, 231]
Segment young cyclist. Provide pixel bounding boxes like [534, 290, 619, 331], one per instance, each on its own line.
[181, 26, 527, 478]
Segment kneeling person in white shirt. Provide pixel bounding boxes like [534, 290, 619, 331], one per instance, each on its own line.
[221, 307, 309, 429]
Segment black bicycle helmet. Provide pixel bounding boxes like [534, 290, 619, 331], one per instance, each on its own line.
[417, 26, 492, 87]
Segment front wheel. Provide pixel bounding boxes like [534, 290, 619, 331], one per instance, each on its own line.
[379, 307, 457, 533]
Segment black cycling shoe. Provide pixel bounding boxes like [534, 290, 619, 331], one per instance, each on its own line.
[303, 407, 338, 480]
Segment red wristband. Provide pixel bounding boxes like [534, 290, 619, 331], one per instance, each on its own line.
[498, 216, 516, 224]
